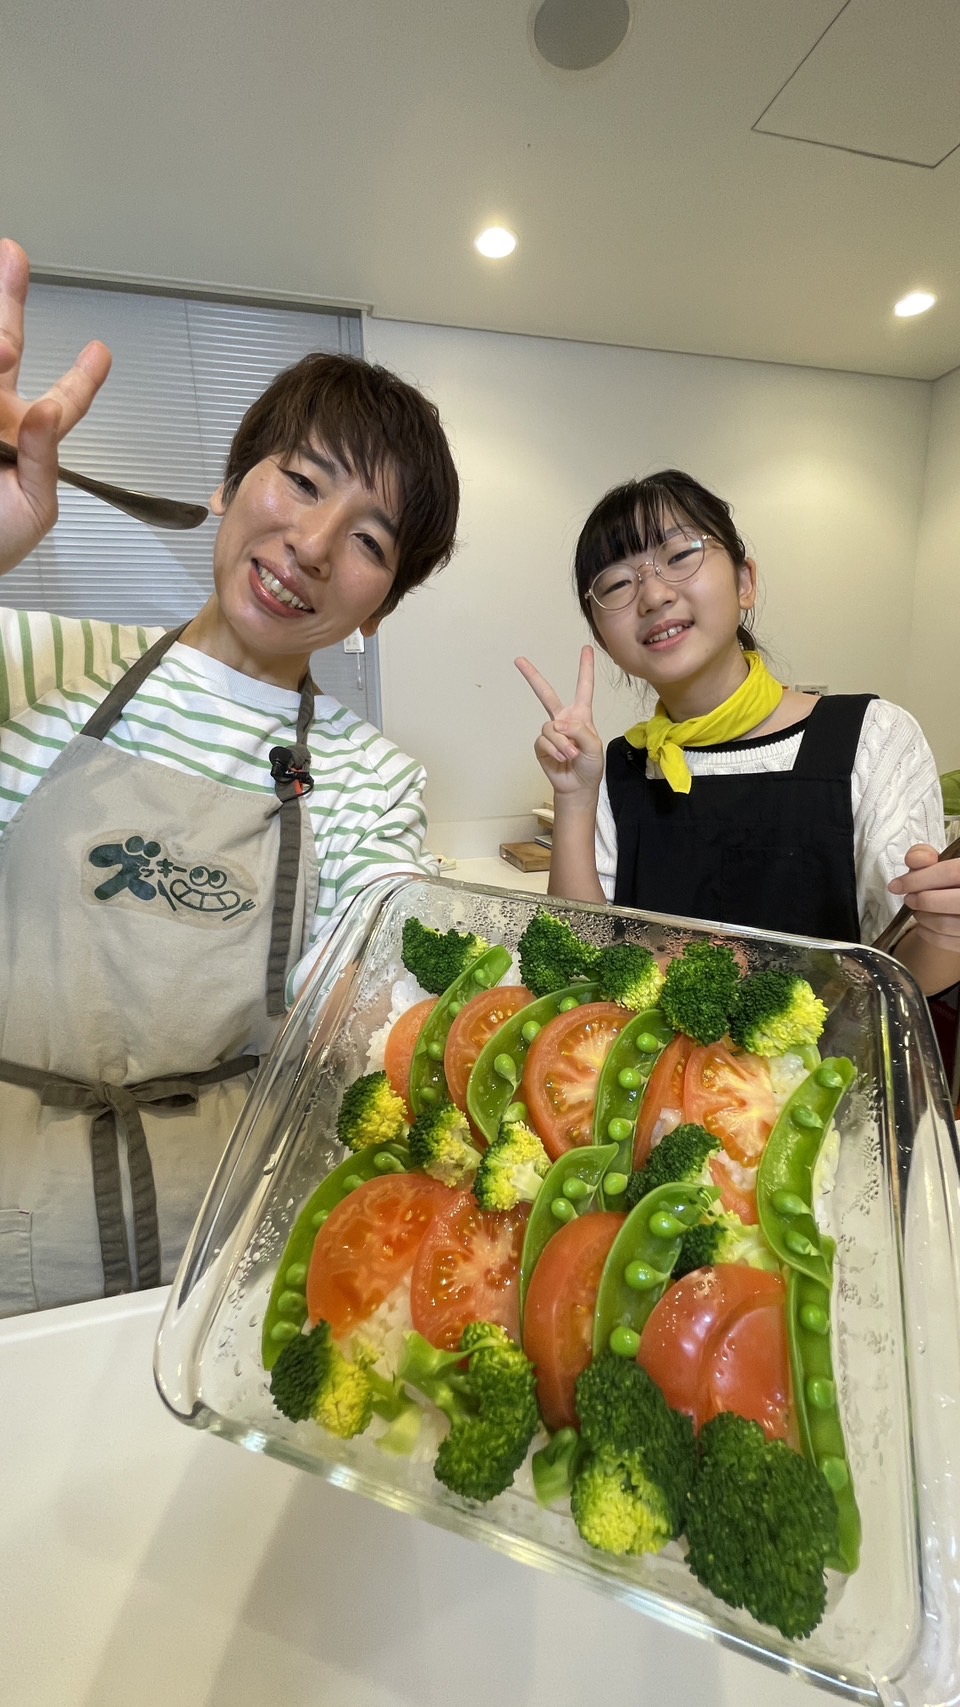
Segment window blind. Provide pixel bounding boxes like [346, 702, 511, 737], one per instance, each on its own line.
[6, 281, 379, 720]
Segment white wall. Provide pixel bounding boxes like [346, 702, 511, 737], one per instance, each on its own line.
[908, 365, 960, 773]
[365, 319, 931, 857]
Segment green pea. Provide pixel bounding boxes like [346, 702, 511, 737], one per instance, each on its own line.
[820, 1455, 850, 1492]
[284, 1262, 308, 1287]
[269, 1320, 301, 1346]
[624, 1261, 663, 1291]
[562, 1176, 590, 1201]
[558, 995, 579, 1013]
[771, 1189, 807, 1218]
[374, 1151, 405, 1173]
[792, 1105, 824, 1132]
[276, 1290, 306, 1318]
[550, 1196, 576, 1223]
[343, 1174, 365, 1193]
[634, 1033, 660, 1053]
[786, 1230, 819, 1258]
[649, 1209, 685, 1240]
[816, 1066, 844, 1090]
[617, 1067, 641, 1090]
[311, 1209, 330, 1228]
[604, 1172, 629, 1196]
[426, 1040, 444, 1060]
[520, 1020, 542, 1045]
[447, 1000, 463, 1017]
[609, 1325, 641, 1358]
[473, 965, 494, 987]
[494, 1053, 517, 1084]
[607, 1117, 633, 1143]
[800, 1303, 830, 1334]
[418, 1085, 439, 1105]
[504, 1101, 528, 1123]
[807, 1377, 837, 1410]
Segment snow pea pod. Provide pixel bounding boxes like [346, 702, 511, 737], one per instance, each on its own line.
[756, 1057, 856, 1289]
[467, 980, 602, 1144]
[592, 1007, 675, 1173]
[788, 1260, 861, 1573]
[260, 1140, 409, 1368]
[519, 1142, 620, 1313]
[408, 946, 513, 1116]
[592, 1181, 717, 1358]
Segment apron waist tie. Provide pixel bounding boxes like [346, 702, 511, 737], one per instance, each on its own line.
[0, 1054, 258, 1297]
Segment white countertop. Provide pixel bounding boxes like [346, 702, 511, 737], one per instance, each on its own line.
[441, 856, 549, 894]
[1, 1290, 826, 1707]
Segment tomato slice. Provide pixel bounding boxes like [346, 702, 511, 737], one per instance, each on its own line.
[633, 1034, 692, 1168]
[306, 1172, 453, 1335]
[637, 1265, 789, 1438]
[444, 985, 534, 1114]
[704, 1293, 792, 1441]
[410, 1192, 530, 1349]
[683, 1040, 777, 1165]
[709, 1152, 759, 1225]
[521, 1002, 632, 1160]
[522, 1211, 624, 1431]
[383, 997, 437, 1117]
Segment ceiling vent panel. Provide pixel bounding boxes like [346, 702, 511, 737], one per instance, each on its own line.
[753, 0, 960, 167]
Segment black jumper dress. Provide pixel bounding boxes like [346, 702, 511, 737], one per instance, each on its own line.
[606, 695, 875, 942]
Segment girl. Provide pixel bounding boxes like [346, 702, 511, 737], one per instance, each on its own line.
[517, 469, 960, 998]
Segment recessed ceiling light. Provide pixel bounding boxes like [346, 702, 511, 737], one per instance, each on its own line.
[474, 226, 518, 260]
[894, 291, 937, 318]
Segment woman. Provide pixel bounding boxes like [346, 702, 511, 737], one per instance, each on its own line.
[0, 239, 460, 1314]
[517, 468, 960, 996]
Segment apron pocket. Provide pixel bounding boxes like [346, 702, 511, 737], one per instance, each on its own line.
[0, 1208, 39, 1316]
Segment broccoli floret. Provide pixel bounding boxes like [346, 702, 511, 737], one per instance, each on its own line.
[571, 1352, 696, 1556]
[516, 911, 601, 998]
[269, 1321, 416, 1442]
[398, 1321, 540, 1502]
[597, 943, 666, 1012]
[659, 942, 741, 1045]
[401, 918, 489, 995]
[623, 1122, 721, 1211]
[729, 969, 828, 1058]
[473, 1119, 550, 1211]
[408, 1101, 482, 1187]
[532, 1426, 587, 1507]
[685, 1412, 839, 1639]
[336, 1071, 408, 1153]
[674, 1213, 779, 1281]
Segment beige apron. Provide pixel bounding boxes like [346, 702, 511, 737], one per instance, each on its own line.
[0, 627, 318, 1314]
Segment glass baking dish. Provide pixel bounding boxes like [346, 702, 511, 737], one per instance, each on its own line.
[155, 877, 960, 1706]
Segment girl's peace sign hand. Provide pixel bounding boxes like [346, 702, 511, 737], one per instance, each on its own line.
[515, 645, 605, 799]
[0, 238, 112, 575]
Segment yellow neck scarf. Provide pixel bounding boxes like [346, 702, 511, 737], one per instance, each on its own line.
[624, 651, 785, 794]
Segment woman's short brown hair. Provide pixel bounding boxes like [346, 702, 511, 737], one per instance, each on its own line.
[222, 353, 460, 616]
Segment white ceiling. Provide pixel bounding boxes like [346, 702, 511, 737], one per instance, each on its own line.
[5, 0, 960, 380]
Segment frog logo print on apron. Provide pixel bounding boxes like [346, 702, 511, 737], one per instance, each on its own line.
[84, 831, 257, 925]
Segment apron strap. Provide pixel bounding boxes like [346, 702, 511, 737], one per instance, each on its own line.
[81, 624, 191, 739]
[0, 1053, 258, 1296]
[265, 673, 316, 1019]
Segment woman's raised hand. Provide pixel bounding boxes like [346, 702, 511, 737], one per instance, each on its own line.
[0, 239, 112, 574]
[515, 645, 605, 798]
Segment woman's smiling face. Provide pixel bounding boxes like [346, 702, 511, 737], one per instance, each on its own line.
[199, 442, 401, 683]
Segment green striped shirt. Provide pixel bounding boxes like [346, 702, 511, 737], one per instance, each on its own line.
[0, 609, 433, 999]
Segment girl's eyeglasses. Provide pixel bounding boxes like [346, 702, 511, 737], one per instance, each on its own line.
[588, 530, 717, 611]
